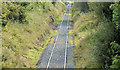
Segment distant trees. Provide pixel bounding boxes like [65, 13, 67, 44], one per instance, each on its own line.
[73, 2, 89, 12]
[88, 2, 113, 20]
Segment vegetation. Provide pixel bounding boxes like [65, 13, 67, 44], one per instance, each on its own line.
[2, 2, 66, 68]
[71, 2, 120, 68]
[1, 1, 120, 68]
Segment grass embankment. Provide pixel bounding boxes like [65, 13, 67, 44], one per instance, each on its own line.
[2, 2, 66, 68]
[71, 2, 120, 68]
[71, 12, 115, 68]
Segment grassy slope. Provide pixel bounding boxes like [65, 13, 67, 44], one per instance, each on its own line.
[71, 8, 115, 68]
[2, 2, 66, 68]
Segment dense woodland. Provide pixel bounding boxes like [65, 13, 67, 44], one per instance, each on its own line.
[71, 2, 120, 68]
[1, 2, 120, 68]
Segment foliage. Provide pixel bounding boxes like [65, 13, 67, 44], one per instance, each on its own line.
[2, 2, 28, 26]
[72, 12, 115, 68]
[88, 2, 112, 20]
[110, 42, 120, 55]
[109, 42, 120, 68]
[73, 2, 89, 13]
[72, 2, 120, 68]
[71, 2, 89, 23]
[2, 2, 66, 68]
[110, 2, 120, 31]
[104, 2, 120, 68]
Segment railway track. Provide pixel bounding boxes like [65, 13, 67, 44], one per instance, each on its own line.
[37, 4, 74, 68]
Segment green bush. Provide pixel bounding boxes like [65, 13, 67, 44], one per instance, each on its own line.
[2, 2, 28, 26]
[104, 2, 120, 68]
[109, 42, 120, 68]
[110, 2, 120, 31]
[88, 2, 112, 20]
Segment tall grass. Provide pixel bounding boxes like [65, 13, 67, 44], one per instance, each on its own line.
[2, 2, 66, 68]
[72, 12, 115, 68]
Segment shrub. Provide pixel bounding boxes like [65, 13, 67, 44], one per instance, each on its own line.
[109, 42, 120, 68]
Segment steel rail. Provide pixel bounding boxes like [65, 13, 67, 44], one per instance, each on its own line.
[46, 4, 69, 69]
